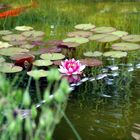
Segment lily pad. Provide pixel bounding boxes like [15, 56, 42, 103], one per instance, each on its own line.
[40, 53, 65, 60]
[0, 41, 12, 48]
[122, 35, 140, 42]
[63, 37, 89, 44]
[2, 34, 26, 42]
[84, 51, 103, 57]
[10, 40, 28, 46]
[0, 30, 12, 35]
[0, 57, 5, 63]
[10, 53, 35, 61]
[21, 30, 45, 38]
[20, 44, 35, 49]
[0, 47, 29, 56]
[109, 30, 128, 37]
[39, 47, 62, 54]
[15, 26, 33, 31]
[0, 63, 23, 73]
[112, 42, 140, 51]
[80, 58, 103, 67]
[27, 70, 48, 79]
[67, 31, 93, 38]
[91, 27, 116, 33]
[31, 40, 47, 46]
[33, 60, 53, 67]
[103, 51, 127, 58]
[53, 60, 61, 66]
[89, 34, 119, 42]
[75, 24, 96, 30]
[46, 40, 62, 46]
[58, 42, 80, 48]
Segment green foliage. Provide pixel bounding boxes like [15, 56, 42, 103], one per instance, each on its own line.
[0, 68, 71, 140]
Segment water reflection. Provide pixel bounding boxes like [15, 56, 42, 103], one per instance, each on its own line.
[54, 67, 140, 140]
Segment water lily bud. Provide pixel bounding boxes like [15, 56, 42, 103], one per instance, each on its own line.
[44, 90, 52, 103]
[60, 79, 71, 94]
[23, 90, 31, 107]
[54, 89, 65, 103]
[25, 118, 32, 132]
[31, 105, 37, 119]
[47, 69, 61, 82]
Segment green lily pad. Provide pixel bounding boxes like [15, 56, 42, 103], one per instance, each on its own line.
[122, 35, 140, 42]
[67, 31, 93, 38]
[103, 51, 127, 58]
[75, 23, 96, 30]
[0, 41, 12, 48]
[27, 70, 48, 79]
[40, 53, 65, 60]
[89, 34, 120, 42]
[15, 26, 33, 31]
[0, 63, 23, 73]
[0, 47, 29, 56]
[63, 37, 89, 44]
[91, 27, 116, 34]
[59, 42, 80, 48]
[0, 57, 5, 63]
[2, 34, 26, 42]
[10, 40, 28, 46]
[84, 51, 103, 57]
[0, 30, 12, 35]
[33, 60, 53, 67]
[21, 30, 45, 38]
[20, 44, 35, 49]
[109, 30, 128, 37]
[112, 42, 140, 51]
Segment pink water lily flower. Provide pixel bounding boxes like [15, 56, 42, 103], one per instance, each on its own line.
[58, 58, 86, 75]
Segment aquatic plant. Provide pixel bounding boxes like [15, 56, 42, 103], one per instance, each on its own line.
[58, 58, 86, 75]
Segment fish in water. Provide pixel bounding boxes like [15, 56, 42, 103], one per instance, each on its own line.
[0, 1, 37, 18]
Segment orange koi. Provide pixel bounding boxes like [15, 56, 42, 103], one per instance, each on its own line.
[0, 2, 37, 18]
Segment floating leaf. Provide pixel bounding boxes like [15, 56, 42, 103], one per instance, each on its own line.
[109, 30, 128, 37]
[21, 30, 45, 38]
[0, 41, 12, 48]
[15, 26, 33, 31]
[80, 58, 103, 67]
[33, 60, 53, 67]
[103, 51, 127, 58]
[53, 60, 61, 66]
[39, 47, 62, 54]
[0, 47, 29, 56]
[91, 26, 116, 33]
[40, 53, 65, 60]
[20, 44, 35, 49]
[46, 40, 62, 46]
[84, 51, 103, 57]
[58, 42, 80, 49]
[75, 24, 96, 30]
[122, 35, 140, 42]
[67, 31, 93, 38]
[112, 42, 140, 51]
[63, 37, 89, 44]
[2, 34, 26, 42]
[27, 70, 48, 79]
[10, 53, 35, 61]
[89, 34, 119, 42]
[0, 30, 12, 35]
[10, 40, 28, 46]
[0, 63, 22, 73]
[31, 40, 47, 46]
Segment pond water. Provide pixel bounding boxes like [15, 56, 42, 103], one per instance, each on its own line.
[1, 0, 140, 140]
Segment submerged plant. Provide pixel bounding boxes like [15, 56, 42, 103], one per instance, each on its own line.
[58, 58, 86, 75]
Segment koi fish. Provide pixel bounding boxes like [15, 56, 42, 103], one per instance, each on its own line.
[0, 1, 37, 18]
